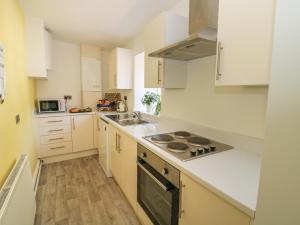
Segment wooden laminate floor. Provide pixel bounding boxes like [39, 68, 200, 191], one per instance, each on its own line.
[35, 156, 141, 225]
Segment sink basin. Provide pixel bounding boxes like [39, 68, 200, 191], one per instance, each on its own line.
[105, 114, 149, 126]
[118, 119, 149, 126]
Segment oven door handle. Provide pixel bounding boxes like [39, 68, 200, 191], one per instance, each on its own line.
[137, 162, 170, 192]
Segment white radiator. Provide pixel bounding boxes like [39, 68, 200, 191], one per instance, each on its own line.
[0, 155, 36, 225]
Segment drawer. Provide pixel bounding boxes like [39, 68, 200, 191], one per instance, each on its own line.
[38, 116, 70, 127]
[39, 125, 71, 135]
[39, 141, 72, 158]
[40, 133, 71, 145]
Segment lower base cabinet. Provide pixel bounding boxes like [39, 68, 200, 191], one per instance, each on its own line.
[71, 114, 94, 152]
[109, 124, 137, 209]
[179, 173, 252, 225]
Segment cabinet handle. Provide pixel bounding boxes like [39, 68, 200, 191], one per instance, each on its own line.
[47, 120, 63, 123]
[49, 137, 64, 141]
[179, 181, 186, 218]
[116, 133, 121, 153]
[48, 129, 63, 133]
[157, 60, 162, 84]
[216, 41, 223, 80]
[50, 146, 65, 150]
[72, 118, 75, 130]
[115, 133, 118, 152]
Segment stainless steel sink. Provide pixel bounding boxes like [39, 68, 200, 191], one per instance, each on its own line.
[117, 119, 149, 126]
[105, 113, 149, 126]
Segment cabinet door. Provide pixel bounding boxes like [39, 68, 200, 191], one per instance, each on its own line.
[179, 174, 251, 225]
[109, 49, 117, 89]
[119, 131, 137, 209]
[109, 125, 122, 183]
[44, 30, 53, 70]
[93, 116, 100, 149]
[144, 56, 163, 88]
[25, 15, 47, 78]
[215, 0, 274, 86]
[71, 115, 94, 152]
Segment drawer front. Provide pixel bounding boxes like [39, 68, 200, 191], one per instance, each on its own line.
[40, 133, 71, 145]
[39, 125, 71, 135]
[38, 116, 70, 127]
[39, 141, 72, 157]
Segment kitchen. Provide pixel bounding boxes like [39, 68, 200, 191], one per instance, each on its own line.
[0, 0, 299, 225]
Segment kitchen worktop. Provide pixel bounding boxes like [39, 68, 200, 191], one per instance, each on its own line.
[98, 112, 262, 218]
[35, 111, 96, 118]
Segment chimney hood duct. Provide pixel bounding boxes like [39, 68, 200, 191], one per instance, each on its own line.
[149, 0, 219, 61]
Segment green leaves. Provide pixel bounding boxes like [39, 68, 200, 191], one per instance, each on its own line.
[141, 92, 160, 106]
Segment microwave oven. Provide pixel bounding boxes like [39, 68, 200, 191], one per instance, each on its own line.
[37, 99, 66, 113]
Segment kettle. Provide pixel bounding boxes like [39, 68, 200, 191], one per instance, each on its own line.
[116, 100, 127, 113]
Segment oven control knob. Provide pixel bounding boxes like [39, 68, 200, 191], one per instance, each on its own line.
[204, 147, 210, 153]
[197, 148, 204, 154]
[162, 168, 169, 175]
[190, 149, 197, 157]
[141, 152, 147, 158]
[210, 145, 216, 151]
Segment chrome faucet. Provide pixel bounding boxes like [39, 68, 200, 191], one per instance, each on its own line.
[132, 111, 142, 120]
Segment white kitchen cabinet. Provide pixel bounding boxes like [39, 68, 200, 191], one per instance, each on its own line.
[93, 115, 100, 149]
[144, 12, 188, 88]
[179, 173, 252, 225]
[44, 29, 53, 70]
[98, 118, 110, 177]
[37, 115, 72, 158]
[81, 57, 102, 91]
[25, 15, 52, 78]
[71, 114, 94, 152]
[215, 0, 274, 86]
[109, 47, 132, 89]
[109, 124, 137, 209]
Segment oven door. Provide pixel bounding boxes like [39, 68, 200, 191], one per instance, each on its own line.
[137, 159, 179, 225]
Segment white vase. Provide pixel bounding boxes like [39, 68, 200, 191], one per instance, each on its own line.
[146, 103, 154, 113]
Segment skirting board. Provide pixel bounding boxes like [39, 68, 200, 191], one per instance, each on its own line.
[32, 159, 42, 195]
[40, 149, 98, 164]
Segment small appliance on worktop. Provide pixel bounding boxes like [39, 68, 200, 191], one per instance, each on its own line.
[144, 131, 233, 161]
[36, 99, 66, 113]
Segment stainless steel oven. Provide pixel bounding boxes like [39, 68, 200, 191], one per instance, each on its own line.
[137, 144, 180, 225]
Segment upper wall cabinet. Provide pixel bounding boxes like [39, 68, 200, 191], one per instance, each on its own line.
[215, 0, 274, 86]
[144, 12, 188, 88]
[81, 57, 102, 91]
[109, 47, 133, 90]
[25, 15, 53, 78]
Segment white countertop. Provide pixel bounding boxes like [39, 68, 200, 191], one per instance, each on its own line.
[35, 111, 96, 118]
[98, 112, 262, 218]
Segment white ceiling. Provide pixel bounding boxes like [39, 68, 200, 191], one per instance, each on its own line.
[22, 0, 181, 49]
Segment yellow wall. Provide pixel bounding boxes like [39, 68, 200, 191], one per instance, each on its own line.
[0, 0, 37, 186]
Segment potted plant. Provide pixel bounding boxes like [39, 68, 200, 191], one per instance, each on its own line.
[141, 92, 159, 113]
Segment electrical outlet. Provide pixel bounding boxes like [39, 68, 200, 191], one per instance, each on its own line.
[64, 95, 72, 100]
[15, 114, 20, 124]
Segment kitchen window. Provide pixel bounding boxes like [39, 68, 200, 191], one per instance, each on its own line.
[134, 52, 161, 115]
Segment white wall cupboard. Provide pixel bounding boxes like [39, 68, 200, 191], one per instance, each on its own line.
[144, 12, 188, 88]
[179, 173, 252, 225]
[109, 47, 133, 89]
[71, 114, 94, 152]
[25, 15, 52, 78]
[215, 0, 274, 86]
[81, 57, 102, 91]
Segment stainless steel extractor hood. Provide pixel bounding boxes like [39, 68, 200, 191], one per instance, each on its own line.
[149, 0, 219, 61]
